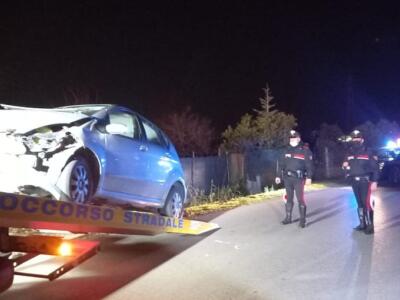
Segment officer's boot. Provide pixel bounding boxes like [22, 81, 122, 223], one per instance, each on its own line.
[281, 202, 293, 225]
[353, 208, 366, 231]
[364, 210, 374, 235]
[299, 205, 307, 228]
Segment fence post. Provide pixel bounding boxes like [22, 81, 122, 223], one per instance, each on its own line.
[191, 151, 195, 188]
[324, 146, 331, 178]
[225, 152, 230, 185]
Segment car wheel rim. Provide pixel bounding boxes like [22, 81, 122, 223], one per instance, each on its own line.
[70, 164, 90, 203]
[170, 191, 183, 218]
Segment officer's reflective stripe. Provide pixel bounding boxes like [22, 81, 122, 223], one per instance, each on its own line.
[301, 179, 306, 204]
[366, 183, 374, 211]
[293, 154, 305, 160]
[0, 192, 219, 235]
[369, 196, 375, 211]
[356, 155, 369, 160]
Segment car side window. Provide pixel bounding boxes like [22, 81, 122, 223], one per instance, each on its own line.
[159, 130, 170, 148]
[108, 111, 141, 140]
[142, 119, 166, 147]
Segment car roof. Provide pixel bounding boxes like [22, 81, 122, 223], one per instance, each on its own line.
[56, 104, 114, 114]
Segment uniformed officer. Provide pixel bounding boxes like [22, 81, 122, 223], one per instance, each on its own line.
[342, 130, 380, 234]
[275, 130, 313, 228]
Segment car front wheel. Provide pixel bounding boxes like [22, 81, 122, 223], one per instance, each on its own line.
[64, 157, 94, 204]
[161, 185, 185, 218]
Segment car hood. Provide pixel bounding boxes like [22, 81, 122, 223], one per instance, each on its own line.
[0, 109, 89, 134]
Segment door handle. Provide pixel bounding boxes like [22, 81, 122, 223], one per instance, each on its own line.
[139, 145, 148, 152]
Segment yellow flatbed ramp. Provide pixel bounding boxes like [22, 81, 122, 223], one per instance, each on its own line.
[0, 192, 219, 235]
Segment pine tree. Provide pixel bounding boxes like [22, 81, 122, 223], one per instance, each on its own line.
[254, 83, 276, 116]
[221, 83, 297, 152]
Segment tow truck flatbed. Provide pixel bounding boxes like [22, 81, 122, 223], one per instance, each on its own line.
[0, 192, 219, 293]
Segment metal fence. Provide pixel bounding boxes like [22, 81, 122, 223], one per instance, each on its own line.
[181, 147, 344, 198]
[244, 149, 280, 193]
[180, 155, 228, 194]
[181, 150, 280, 195]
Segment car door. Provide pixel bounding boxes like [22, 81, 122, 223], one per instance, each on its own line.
[140, 117, 174, 200]
[102, 108, 149, 197]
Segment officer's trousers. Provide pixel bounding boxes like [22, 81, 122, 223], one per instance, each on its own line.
[283, 176, 306, 207]
[351, 178, 373, 212]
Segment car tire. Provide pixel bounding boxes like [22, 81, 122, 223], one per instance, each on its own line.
[63, 157, 94, 204]
[0, 258, 14, 293]
[160, 185, 185, 218]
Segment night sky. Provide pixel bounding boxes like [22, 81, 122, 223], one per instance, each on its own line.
[1, 1, 400, 137]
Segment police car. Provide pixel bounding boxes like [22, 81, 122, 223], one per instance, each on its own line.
[377, 140, 400, 185]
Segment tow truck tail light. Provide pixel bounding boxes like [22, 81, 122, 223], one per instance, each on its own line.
[58, 242, 73, 256]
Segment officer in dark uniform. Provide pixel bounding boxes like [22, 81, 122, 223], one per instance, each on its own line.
[342, 130, 380, 234]
[275, 130, 313, 228]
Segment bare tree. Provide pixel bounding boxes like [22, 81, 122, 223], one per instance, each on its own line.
[63, 85, 101, 105]
[157, 107, 216, 157]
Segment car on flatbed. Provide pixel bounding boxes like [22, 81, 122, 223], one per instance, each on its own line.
[0, 104, 187, 217]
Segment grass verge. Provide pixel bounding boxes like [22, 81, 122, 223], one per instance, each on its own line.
[184, 183, 328, 217]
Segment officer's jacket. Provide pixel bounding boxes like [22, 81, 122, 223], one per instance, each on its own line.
[278, 144, 313, 179]
[343, 146, 380, 181]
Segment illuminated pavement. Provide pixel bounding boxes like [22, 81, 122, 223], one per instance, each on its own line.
[1, 186, 400, 299]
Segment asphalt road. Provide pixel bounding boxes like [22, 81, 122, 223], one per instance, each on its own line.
[1, 186, 400, 300]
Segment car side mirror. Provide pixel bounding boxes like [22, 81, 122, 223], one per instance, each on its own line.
[105, 123, 127, 135]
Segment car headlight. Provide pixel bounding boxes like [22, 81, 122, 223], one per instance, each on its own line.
[23, 128, 77, 158]
[24, 131, 63, 153]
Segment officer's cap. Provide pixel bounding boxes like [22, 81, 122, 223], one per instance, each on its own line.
[350, 129, 363, 139]
[289, 130, 301, 138]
